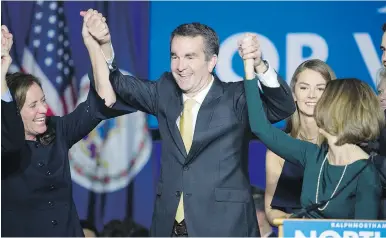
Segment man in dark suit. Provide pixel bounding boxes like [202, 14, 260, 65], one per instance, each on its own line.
[381, 23, 386, 69]
[378, 23, 386, 156]
[82, 9, 295, 236]
[377, 23, 386, 219]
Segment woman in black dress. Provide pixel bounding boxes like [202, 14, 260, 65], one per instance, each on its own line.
[1, 20, 134, 237]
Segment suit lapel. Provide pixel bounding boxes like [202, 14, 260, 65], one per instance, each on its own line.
[186, 77, 223, 164]
[165, 87, 187, 164]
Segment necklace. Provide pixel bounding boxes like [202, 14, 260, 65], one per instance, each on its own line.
[299, 133, 317, 142]
[315, 153, 347, 211]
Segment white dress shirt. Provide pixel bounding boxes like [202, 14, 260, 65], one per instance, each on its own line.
[175, 64, 279, 136]
[256, 61, 280, 88]
[176, 76, 215, 134]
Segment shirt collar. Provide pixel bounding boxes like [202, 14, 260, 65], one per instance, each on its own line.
[182, 75, 214, 105]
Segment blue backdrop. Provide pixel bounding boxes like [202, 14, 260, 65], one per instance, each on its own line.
[2, 1, 385, 231]
[148, 1, 385, 128]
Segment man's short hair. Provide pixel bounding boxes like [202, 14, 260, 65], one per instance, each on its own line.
[383, 23, 386, 32]
[251, 185, 265, 211]
[170, 22, 219, 61]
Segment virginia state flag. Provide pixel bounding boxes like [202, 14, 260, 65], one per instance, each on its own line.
[67, 2, 152, 230]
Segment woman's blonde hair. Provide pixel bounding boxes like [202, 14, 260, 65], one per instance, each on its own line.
[315, 78, 385, 146]
[285, 59, 336, 144]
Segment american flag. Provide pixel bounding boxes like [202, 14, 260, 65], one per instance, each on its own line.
[21, 0, 76, 116]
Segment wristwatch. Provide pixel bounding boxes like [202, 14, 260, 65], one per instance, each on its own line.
[101, 43, 115, 70]
[255, 59, 269, 75]
[262, 59, 269, 68]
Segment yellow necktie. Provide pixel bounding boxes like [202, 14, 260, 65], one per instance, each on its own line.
[175, 98, 196, 223]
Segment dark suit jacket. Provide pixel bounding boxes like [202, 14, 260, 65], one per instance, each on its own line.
[372, 154, 386, 219]
[379, 110, 386, 157]
[109, 64, 296, 236]
[375, 110, 386, 219]
[1, 100, 24, 157]
[1, 86, 135, 237]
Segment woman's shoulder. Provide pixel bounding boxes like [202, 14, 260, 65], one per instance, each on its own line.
[353, 158, 382, 186]
[266, 149, 282, 159]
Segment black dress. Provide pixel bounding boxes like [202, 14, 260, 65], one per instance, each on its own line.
[1, 87, 134, 236]
[271, 160, 303, 214]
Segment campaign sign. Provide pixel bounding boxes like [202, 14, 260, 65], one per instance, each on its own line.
[283, 219, 386, 238]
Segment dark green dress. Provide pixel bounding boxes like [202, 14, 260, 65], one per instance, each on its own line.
[244, 78, 381, 219]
